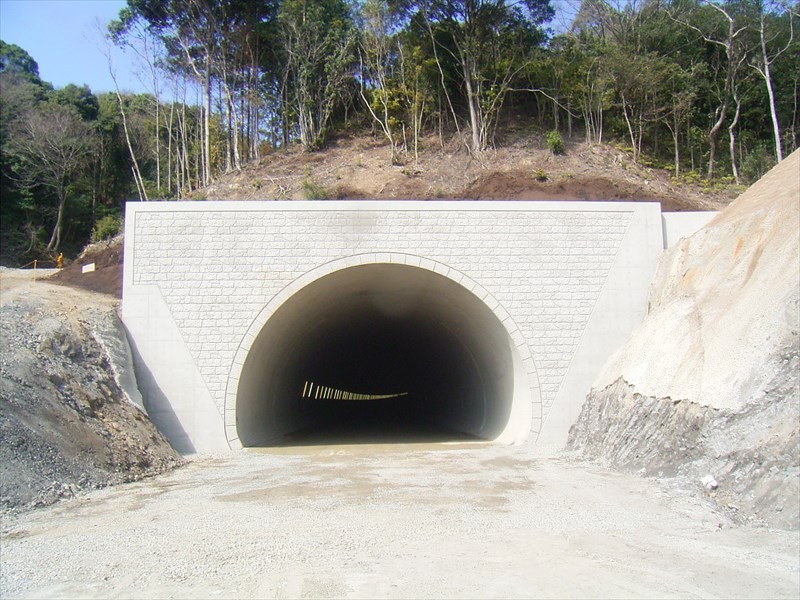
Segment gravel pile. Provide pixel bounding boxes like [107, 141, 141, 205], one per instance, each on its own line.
[0, 277, 183, 511]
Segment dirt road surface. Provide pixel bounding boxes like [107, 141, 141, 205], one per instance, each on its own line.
[2, 443, 798, 599]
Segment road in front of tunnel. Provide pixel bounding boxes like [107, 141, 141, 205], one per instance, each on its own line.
[2, 443, 798, 599]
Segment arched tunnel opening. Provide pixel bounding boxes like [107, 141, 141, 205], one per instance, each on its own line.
[236, 263, 531, 447]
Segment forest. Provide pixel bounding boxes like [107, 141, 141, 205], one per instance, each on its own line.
[0, 0, 798, 264]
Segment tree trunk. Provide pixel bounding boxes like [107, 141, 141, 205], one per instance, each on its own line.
[728, 88, 742, 183]
[167, 99, 174, 195]
[204, 55, 212, 185]
[759, 16, 784, 162]
[46, 190, 66, 251]
[708, 102, 726, 180]
[463, 62, 483, 152]
[567, 102, 573, 138]
[668, 108, 681, 177]
[223, 82, 232, 173]
[621, 93, 639, 163]
[425, 14, 460, 139]
[154, 94, 161, 195]
[792, 74, 799, 152]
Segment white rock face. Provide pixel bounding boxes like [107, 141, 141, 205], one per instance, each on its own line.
[595, 149, 800, 411]
[569, 151, 799, 529]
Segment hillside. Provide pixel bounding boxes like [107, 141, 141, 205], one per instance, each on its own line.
[197, 133, 736, 211]
[568, 150, 800, 529]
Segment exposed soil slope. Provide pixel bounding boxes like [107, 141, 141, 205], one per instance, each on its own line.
[568, 150, 800, 529]
[200, 133, 735, 211]
[48, 235, 124, 298]
[0, 269, 183, 511]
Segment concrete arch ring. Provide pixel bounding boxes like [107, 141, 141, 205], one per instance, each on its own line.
[223, 253, 541, 449]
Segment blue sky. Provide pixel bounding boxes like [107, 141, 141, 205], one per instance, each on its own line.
[0, 0, 145, 93]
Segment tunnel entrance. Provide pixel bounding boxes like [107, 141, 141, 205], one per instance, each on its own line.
[236, 263, 531, 447]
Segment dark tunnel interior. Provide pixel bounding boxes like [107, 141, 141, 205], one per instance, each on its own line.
[236, 263, 530, 446]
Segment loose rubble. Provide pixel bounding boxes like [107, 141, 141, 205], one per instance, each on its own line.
[0, 272, 183, 512]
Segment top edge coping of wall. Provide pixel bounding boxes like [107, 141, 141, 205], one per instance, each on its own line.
[124, 200, 664, 213]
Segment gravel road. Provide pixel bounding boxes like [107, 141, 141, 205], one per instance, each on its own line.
[2, 443, 798, 599]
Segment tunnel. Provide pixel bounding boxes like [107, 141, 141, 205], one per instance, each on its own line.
[235, 263, 531, 446]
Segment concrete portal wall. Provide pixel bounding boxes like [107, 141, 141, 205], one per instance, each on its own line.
[122, 201, 664, 453]
[662, 212, 718, 248]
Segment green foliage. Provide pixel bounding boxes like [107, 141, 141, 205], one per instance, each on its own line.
[92, 214, 123, 243]
[280, 0, 357, 150]
[50, 84, 99, 121]
[675, 171, 704, 186]
[547, 130, 565, 155]
[0, 40, 41, 81]
[534, 168, 548, 181]
[741, 144, 777, 183]
[301, 178, 329, 200]
[0, 46, 139, 263]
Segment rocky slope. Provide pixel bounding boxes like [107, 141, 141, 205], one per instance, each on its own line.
[568, 150, 800, 529]
[0, 271, 183, 511]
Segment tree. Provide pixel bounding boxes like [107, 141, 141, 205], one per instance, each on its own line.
[663, 62, 701, 176]
[280, 0, 357, 150]
[109, 10, 169, 191]
[6, 102, 95, 251]
[606, 47, 675, 163]
[670, 0, 751, 179]
[114, 0, 221, 186]
[550, 35, 613, 145]
[0, 69, 51, 259]
[0, 40, 42, 82]
[415, 0, 555, 152]
[747, 0, 797, 161]
[51, 84, 100, 121]
[358, 0, 404, 163]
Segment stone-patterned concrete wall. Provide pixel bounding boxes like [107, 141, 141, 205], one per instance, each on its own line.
[122, 201, 664, 452]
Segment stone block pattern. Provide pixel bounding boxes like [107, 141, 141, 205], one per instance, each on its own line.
[132, 208, 633, 423]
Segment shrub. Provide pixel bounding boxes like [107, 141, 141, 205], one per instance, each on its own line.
[92, 215, 122, 242]
[741, 144, 776, 183]
[301, 178, 329, 200]
[547, 130, 565, 155]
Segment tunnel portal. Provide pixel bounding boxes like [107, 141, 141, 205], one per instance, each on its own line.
[236, 263, 531, 446]
[123, 201, 667, 452]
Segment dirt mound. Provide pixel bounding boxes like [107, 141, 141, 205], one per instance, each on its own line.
[567, 150, 800, 529]
[460, 171, 696, 211]
[0, 276, 183, 511]
[49, 235, 124, 298]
